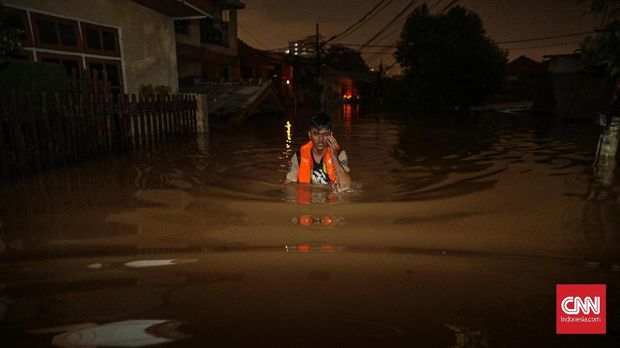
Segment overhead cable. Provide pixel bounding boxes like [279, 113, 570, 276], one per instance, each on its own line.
[326, 0, 389, 43]
[359, 0, 419, 50]
[331, 0, 397, 43]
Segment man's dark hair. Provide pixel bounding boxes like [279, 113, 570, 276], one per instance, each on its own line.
[309, 112, 332, 130]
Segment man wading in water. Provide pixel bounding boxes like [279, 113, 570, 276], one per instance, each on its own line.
[285, 113, 351, 191]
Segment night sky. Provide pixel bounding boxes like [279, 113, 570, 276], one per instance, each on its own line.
[238, 0, 600, 73]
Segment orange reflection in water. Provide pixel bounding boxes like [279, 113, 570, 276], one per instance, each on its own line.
[285, 243, 336, 253]
[293, 215, 335, 226]
[342, 104, 352, 130]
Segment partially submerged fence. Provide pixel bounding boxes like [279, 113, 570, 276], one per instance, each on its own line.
[0, 72, 197, 182]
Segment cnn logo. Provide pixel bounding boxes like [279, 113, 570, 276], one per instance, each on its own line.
[556, 284, 606, 334]
[560, 296, 600, 315]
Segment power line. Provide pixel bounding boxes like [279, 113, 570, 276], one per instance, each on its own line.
[506, 41, 584, 51]
[441, 0, 459, 13]
[326, 0, 389, 43]
[369, 19, 405, 46]
[332, 30, 599, 50]
[365, 0, 447, 50]
[496, 31, 596, 45]
[364, 37, 400, 65]
[359, 0, 419, 50]
[428, 0, 448, 13]
[332, 0, 397, 43]
[239, 24, 268, 49]
[338, 43, 396, 48]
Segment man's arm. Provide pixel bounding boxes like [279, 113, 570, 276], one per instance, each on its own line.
[327, 136, 351, 189]
[332, 151, 351, 189]
[284, 153, 299, 184]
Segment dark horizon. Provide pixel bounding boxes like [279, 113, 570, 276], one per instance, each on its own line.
[238, 0, 599, 73]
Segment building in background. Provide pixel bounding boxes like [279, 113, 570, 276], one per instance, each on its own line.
[545, 53, 614, 120]
[486, 55, 553, 113]
[3, 0, 212, 94]
[285, 35, 323, 58]
[175, 0, 245, 84]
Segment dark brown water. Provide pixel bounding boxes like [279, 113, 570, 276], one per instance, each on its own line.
[1, 106, 619, 347]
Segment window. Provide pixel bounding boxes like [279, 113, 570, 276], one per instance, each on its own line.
[38, 52, 83, 77]
[221, 10, 230, 23]
[199, 10, 228, 47]
[31, 13, 81, 51]
[222, 66, 231, 80]
[174, 20, 190, 35]
[4, 7, 125, 93]
[81, 23, 120, 56]
[86, 58, 123, 94]
[9, 49, 34, 61]
[4, 7, 32, 45]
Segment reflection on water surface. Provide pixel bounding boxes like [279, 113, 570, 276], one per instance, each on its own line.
[0, 108, 619, 346]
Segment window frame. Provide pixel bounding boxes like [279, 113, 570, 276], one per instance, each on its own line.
[37, 52, 84, 77]
[84, 57, 124, 93]
[80, 22, 121, 57]
[30, 12, 82, 52]
[3, 7, 33, 47]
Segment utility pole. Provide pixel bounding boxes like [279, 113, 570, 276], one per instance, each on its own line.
[315, 23, 320, 84]
[315, 23, 324, 111]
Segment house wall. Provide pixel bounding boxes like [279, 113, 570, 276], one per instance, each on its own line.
[202, 9, 239, 57]
[548, 55, 585, 74]
[175, 6, 241, 82]
[8, 0, 179, 94]
[552, 72, 614, 119]
[547, 55, 615, 119]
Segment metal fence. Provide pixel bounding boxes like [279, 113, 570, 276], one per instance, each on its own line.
[0, 72, 197, 182]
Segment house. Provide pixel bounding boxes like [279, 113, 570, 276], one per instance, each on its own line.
[545, 53, 615, 120]
[239, 39, 282, 81]
[321, 67, 379, 110]
[175, 0, 245, 85]
[286, 34, 323, 58]
[486, 55, 553, 112]
[3, 0, 216, 94]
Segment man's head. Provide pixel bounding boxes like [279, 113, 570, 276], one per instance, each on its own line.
[308, 113, 332, 151]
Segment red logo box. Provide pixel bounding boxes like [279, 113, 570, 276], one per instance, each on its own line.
[556, 284, 606, 334]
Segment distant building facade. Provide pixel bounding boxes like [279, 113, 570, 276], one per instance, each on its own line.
[2, 0, 212, 94]
[545, 53, 615, 119]
[175, 0, 245, 84]
[285, 35, 323, 58]
[487, 55, 553, 112]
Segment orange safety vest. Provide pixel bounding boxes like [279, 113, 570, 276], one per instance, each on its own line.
[297, 141, 336, 184]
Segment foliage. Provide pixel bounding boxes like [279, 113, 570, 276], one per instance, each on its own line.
[0, 7, 22, 66]
[0, 59, 68, 94]
[579, 0, 620, 17]
[139, 84, 172, 97]
[380, 76, 415, 112]
[579, 0, 620, 75]
[324, 44, 369, 72]
[581, 22, 620, 75]
[394, 5, 507, 110]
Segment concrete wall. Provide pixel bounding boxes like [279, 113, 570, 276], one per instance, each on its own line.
[552, 72, 614, 119]
[175, 8, 239, 57]
[8, 0, 179, 94]
[176, 21, 202, 79]
[547, 54, 615, 119]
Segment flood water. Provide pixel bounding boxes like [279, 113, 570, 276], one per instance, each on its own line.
[1, 105, 619, 347]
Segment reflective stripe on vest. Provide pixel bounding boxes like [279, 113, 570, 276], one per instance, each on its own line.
[297, 140, 336, 184]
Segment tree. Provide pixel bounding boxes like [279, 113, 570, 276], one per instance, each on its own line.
[324, 44, 369, 72]
[395, 5, 507, 110]
[579, 1, 620, 198]
[0, 7, 22, 67]
[580, 1, 620, 101]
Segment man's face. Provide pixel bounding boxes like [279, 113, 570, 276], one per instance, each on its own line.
[308, 127, 332, 151]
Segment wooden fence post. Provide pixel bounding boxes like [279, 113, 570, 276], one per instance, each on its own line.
[0, 93, 9, 180]
[194, 94, 208, 134]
